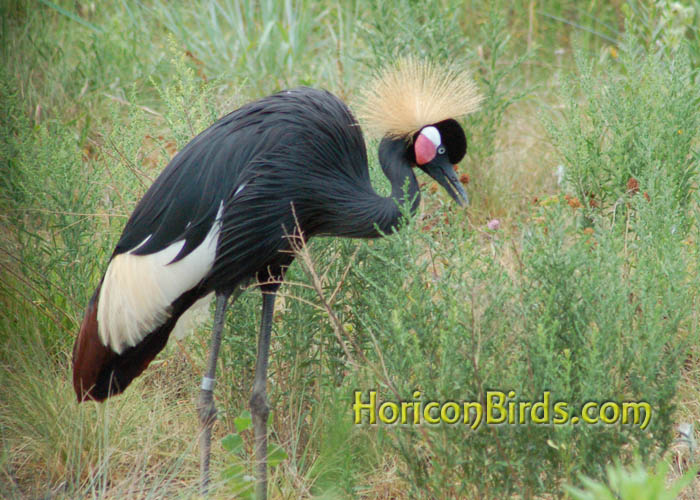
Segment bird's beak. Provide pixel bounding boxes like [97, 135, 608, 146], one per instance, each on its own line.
[423, 158, 469, 207]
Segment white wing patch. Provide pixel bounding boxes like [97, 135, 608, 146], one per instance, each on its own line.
[97, 203, 224, 353]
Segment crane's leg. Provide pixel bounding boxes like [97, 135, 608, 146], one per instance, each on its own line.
[251, 288, 277, 500]
[198, 289, 240, 495]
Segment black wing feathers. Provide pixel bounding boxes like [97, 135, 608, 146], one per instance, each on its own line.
[114, 94, 280, 260]
[114, 87, 382, 290]
[208, 88, 378, 284]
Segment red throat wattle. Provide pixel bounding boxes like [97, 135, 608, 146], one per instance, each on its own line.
[414, 133, 436, 165]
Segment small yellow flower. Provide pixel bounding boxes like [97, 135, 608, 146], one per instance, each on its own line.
[678, 129, 683, 135]
[610, 47, 618, 59]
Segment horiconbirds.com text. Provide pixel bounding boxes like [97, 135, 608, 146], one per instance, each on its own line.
[352, 390, 652, 430]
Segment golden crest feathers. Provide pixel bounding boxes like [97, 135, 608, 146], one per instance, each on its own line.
[357, 57, 483, 139]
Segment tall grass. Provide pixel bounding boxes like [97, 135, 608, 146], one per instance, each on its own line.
[1, 1, 699, 498]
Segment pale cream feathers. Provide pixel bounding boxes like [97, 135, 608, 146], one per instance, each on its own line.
[97, 203, 223, 353]
[358, 57, 483, 139]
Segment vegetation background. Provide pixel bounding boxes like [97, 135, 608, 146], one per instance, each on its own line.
[1, 0, 699, 498]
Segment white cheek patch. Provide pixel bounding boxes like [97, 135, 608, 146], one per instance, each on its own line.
[421, 126, 441, 147]
[415, 126, 444, 165]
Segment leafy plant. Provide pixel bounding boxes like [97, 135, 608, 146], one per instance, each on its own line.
[622, 0, 700, 73]
[565, 459, 698, 500]
[465, 6, 534, 216]
[547, 35, 700, 223]
[220, 411, 288, 499]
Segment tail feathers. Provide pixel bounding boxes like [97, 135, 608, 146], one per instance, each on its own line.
[72, 284, 113, 401]
[72, 284, 196, 402]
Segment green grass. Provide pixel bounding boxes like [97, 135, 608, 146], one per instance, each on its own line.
[1, 0, 699, 498]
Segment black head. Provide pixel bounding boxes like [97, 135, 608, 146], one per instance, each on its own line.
[408, 118, 468, 206]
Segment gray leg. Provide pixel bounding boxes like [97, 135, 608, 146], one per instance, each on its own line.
[251, 290, 276, 500]
[197, 290, 237, 495]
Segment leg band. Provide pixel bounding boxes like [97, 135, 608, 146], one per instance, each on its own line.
[201, 376, 216, 391]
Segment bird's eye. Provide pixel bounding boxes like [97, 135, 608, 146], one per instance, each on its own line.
[437, 146, 446, 155]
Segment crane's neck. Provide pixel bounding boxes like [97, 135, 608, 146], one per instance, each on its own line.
[309, 137, 419, 239]
[370, 137, 421, 236]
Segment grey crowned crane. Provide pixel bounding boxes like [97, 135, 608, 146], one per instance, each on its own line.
[72, 58, 481, 499]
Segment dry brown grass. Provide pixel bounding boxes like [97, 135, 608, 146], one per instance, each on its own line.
[0, 324, 204, 498]
[467, 95, 561, 226]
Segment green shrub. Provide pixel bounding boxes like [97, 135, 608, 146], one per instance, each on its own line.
[565, 459, 697, 500]
[286, 35, 700, 499]
[547, 36, 700, 221]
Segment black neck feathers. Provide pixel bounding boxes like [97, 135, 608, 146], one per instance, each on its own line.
[298, 136, 420, 240]
[338, 137, 419, 238]
[378, 137, 421, 211]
